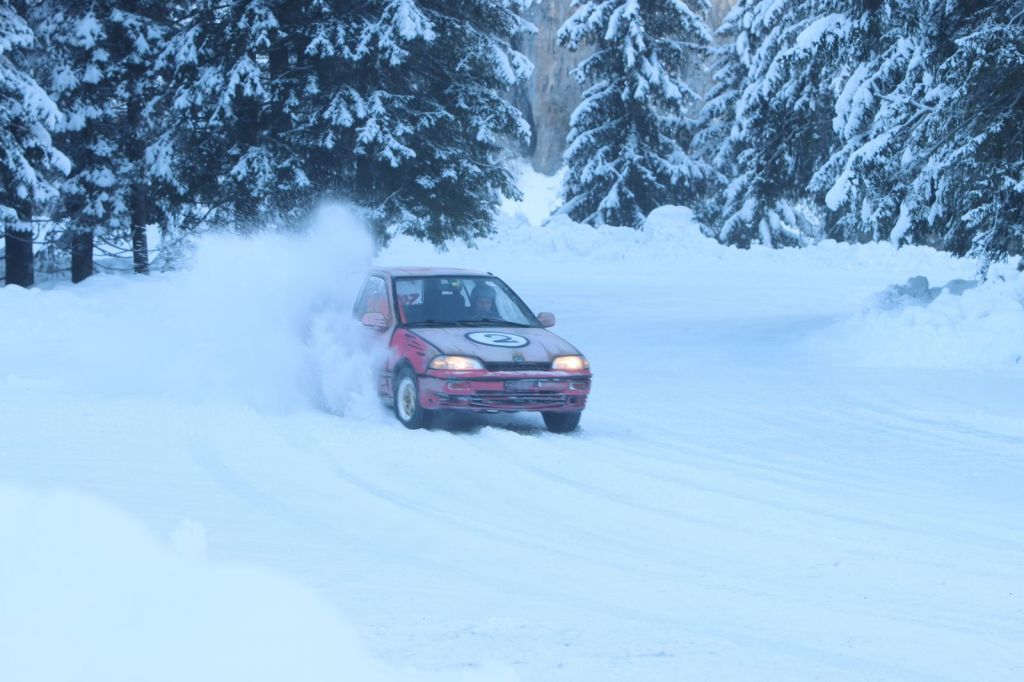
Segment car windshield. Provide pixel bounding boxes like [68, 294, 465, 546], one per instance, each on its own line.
[394, 276, 539, 327]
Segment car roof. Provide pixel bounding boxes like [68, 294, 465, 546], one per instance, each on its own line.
[369, 266, 491, 278]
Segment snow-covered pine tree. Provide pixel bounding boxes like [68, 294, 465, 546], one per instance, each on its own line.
[706, 0, 1022, 266]
[895, 0, 1024, 271]
[153, 0, 294, 230]
[138, 1, 532, 246]
[693, 0, 753, 237]
[702, 0, 843, 247]
[289, 0, 366, 212]
[0, 0, 67, 286]
[30, 0, 161, 281]
[63, 0, 170, 274]
[348, 1, 533, 244]
[559, 0, 711, 228]
[806, 1, 930, 245]
[30, 0, 98, 281]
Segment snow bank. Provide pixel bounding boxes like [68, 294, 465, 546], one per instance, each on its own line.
[0, 486, 516, 682]
[383, 198, 965, 287]
[478, 204, 720, 263]
[384, 202, 719, 267]
[0, 204, 386, 416]
[812, 269, 1024, 370]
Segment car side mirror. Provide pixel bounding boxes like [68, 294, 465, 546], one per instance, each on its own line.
[360, 312, 389, 330]
[537, 312, 556, 328]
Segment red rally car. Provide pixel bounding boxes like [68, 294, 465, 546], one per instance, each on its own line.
[354, 267, 592, 433]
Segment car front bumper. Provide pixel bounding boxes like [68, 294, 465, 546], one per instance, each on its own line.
[418, 371, 591, 413]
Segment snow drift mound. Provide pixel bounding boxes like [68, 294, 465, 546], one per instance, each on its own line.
[380, 203, 723, 270]
[813, 269, 1024, 370]
[0, 204, 385, 415]
[0, 486, 516, 682]
[381, 203, 966, 298]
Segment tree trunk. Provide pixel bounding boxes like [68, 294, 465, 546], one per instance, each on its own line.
[355, 154, 378, 205]
[70, 230, 94, 283]
[126, 60, 149, 274]
[233, 92, 261, 227]
[268, 31, 290, 212]
[130, 184, 149, 273]
[3, 225, 34, 287]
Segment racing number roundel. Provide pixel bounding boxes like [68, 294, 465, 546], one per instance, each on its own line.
[465, 332, 529, 348]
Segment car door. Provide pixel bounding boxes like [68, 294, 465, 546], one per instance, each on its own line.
[354, 275, 396, 395]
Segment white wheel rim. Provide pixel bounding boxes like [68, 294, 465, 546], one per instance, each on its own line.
[397, 377, 417, 422]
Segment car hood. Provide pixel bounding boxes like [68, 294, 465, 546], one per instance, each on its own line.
[409, 326, 581, 363]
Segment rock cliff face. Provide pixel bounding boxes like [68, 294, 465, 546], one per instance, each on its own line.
[708, 0, 736, 27]
[515, 0, 736, 176]
[513, 1, 588, 175]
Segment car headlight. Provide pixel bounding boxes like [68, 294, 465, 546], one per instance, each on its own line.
[429, 355, 485, 371]
[552, 355, 589, 371]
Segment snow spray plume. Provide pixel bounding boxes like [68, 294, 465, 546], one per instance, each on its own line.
[161, 202, 385, 413]
[0, 203, 385, 415]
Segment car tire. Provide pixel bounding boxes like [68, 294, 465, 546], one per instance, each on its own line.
[542, 411, 581, 434]
[394, 366, 431, 429]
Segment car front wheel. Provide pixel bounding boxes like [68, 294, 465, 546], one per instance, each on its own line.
[394, 367, 431, 429]
[542, 411, 581, 434]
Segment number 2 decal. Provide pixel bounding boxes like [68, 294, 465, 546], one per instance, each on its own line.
[465, 332, 529, 348]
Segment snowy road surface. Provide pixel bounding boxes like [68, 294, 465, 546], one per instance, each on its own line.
[2, 204, 1023, 681]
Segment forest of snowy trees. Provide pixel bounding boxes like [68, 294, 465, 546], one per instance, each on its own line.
[1, 0, 531, 285]
[1, 0, 1022, 286]
[698, 0, 1024, 271]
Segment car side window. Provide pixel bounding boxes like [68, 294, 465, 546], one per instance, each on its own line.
[354, 276, 391, 324]
[395, 279, 424, 323]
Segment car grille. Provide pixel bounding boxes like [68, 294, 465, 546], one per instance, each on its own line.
[439, 394, 568, 409]
[484, 361, 551, 372]
[472, 395, 567, 408]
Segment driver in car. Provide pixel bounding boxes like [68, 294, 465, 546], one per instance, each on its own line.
[469, 284, 501, 321]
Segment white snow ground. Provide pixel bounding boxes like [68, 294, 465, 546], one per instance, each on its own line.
[2, 176, 1023, 681]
